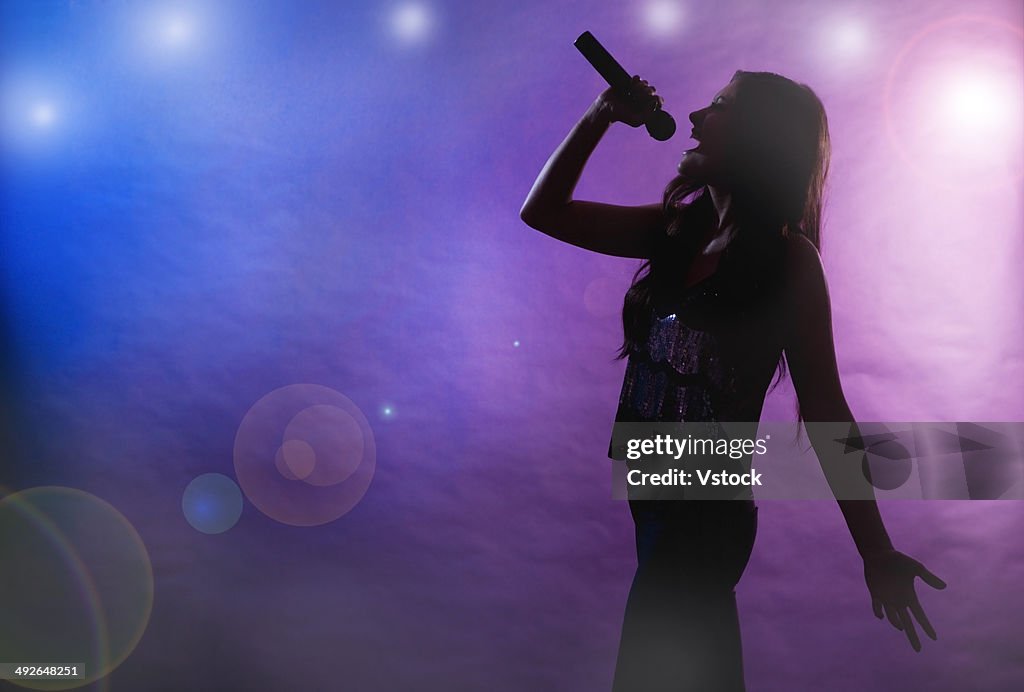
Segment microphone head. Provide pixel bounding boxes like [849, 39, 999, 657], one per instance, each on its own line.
[646, 110, 676, 141]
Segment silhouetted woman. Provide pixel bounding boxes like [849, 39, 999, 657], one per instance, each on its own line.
[520, 71, 946, 691]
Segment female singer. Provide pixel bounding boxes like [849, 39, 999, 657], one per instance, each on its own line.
[520, 71, 946, 691]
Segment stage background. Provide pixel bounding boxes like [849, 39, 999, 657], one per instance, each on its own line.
[2, 1, 1022, 690]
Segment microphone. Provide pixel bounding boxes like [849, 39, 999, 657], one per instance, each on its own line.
[573, 31, 676, 141]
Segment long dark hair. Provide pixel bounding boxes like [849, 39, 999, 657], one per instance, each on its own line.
[617, 71, 831, 422]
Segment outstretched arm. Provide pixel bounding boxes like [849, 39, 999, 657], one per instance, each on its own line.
[783, 234, 947, 652]
[519, 78, 667, 259]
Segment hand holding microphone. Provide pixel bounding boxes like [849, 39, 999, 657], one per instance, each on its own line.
[593, 77, 663, 130]
[574, 31, 676, 141]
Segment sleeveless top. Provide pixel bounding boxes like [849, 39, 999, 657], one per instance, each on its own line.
[607, 269, 786, 461]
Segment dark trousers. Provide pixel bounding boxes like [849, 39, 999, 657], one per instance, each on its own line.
[612, 500, 758, 692]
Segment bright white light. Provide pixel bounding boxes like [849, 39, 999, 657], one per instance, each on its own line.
[831, 19, 868, 59]
[943, 72, 1012, 133]
[883, 16, 1024, 189]
[122, 4, 215, 68]
[2, 79, 78, 154]
[159, 13, 193, 45]
[30, 102, 55, 128]
[162, 15, 193, 45]
[391, 3, 435, 45]
[642, 0, 684, 38]
[907, 63, 1023, 175]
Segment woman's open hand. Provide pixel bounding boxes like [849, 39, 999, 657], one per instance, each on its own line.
[863, 549, 947, 652]
[592, 75, 664, 128]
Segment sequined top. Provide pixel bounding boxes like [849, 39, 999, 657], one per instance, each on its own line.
[607, 270, 785, 460]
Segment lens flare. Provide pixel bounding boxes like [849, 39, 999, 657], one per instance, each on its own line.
[884, 15, 1024, 191]
[182, 473, 244, 534]
[0, 487, 153, 690]
[234, 384, 376, 527]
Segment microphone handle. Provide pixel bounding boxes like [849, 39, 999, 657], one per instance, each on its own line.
[573, 31, 635, 95]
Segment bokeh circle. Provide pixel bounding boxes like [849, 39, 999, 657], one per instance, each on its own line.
[233, 384, 376, 526]
[0, 486, 154, 690]
[181, 473, 244, 534]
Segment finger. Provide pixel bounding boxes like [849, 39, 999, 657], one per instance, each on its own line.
[897, 608, 921, 652]
[872, 598, 884, 619]
[883, 604, 903, 631]
[917, 565, 947, 590]
[909, 598, 937, 640]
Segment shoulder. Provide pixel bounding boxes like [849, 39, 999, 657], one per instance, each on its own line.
[785, 232, 823, 275]
[781, 232, 831, 330]
[783, 232, 828, 295]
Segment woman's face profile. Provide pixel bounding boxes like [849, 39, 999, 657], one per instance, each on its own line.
[678, 79, 742, 186]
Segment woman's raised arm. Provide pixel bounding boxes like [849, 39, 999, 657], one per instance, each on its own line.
[520, 78, 667, 259]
